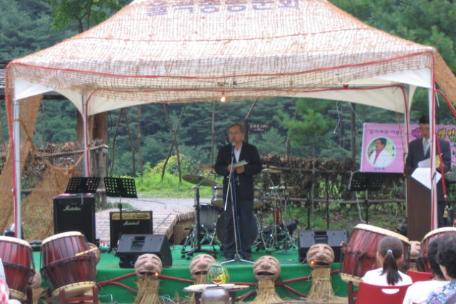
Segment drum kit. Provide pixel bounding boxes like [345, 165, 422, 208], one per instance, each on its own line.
[0, 231, 99, 303]
[181, 167, 298, 258]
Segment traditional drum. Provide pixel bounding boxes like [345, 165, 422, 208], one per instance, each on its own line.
[341, 224, 410, 282]
[419, 227, 456, 272]
[41, 231, 97, 296]
[0, 236, 34, 301]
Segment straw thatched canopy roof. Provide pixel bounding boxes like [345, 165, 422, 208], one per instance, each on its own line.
[4, 0, 456, 115]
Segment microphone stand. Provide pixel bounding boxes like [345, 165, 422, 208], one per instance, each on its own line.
[222, 145, 253, 264]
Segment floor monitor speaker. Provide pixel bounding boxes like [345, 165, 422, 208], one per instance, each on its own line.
[116, 234, 172, 268]
[298, 229, 347, 263]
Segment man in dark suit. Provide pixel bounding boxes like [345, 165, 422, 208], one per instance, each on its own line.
[405, 115, 452, 227]
[214, 123, 262, 260]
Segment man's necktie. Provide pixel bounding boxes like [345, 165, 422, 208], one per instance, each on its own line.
[423, 138, 429, 156]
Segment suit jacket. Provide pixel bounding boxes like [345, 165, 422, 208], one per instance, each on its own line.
[405, 137, 451, 172]
[405, 137, 451, 201]
[214, 142, 262, 202]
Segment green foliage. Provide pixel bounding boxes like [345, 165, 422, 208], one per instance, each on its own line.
[33, 99, 77, 145]
[0, 0, 72, 61]
[135, 157, 214, 197]
[48, 0, 128, 32]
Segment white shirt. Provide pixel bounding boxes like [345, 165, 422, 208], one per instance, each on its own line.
[368, 149, 394, 168]
[234, 144, 242, 162]
[362, 268, 413, 286]
[402, 280, 448, 304]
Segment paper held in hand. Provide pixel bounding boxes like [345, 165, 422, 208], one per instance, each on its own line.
[233, 160, 248, 168]
[412, 167, 441, 190]
[417, 157, 441, 168]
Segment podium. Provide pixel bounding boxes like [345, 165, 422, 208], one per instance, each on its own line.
[406, 176, 431, 240]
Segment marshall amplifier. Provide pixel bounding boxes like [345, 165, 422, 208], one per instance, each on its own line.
[110, 211, 153, 250]
[53, 193, 96, 243]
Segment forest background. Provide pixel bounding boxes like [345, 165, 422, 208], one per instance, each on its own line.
[0, 0, 455, 179]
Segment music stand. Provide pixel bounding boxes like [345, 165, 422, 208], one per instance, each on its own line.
[65, 177, 100, 194]
[348, 172, 383, 223]
[65, 177, 100, 212]
[104, 177, 138, 250]
[104, 177, 138, 198]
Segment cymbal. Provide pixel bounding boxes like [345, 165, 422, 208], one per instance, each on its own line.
[262, 166, 282, 174]
[183, 175, 218, 187]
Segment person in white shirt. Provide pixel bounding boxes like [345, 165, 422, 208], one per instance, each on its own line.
[368, 137, 394, 168]
[402, 238, 448, 304]
[362, 236, 413, 286]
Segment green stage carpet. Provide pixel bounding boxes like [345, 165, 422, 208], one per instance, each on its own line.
[33, 246, 348, 303]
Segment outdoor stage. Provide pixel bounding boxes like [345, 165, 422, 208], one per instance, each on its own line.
[33, 245, 348, 303]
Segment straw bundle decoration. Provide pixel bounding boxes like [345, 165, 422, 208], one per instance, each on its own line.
[305, 244, 345, 304]
[134, 254, 163, 304]
[189, 254, 216, 284]
[250, 255, 282, 304]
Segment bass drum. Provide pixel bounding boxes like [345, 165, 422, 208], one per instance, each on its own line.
[215, 213, 258, 245]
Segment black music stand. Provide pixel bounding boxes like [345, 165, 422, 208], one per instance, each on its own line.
[65, 177, 100, 194]
[348, 172, 383, 223]
[104, 177, 138, 250]
[65, 177, 100, 211]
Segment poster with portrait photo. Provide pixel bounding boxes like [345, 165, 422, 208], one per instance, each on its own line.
[361, 123, 406, 173]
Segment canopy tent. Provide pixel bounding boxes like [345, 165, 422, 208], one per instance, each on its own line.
[4, 0, 456, 237]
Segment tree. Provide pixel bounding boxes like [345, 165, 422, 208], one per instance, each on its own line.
[0, 0, 71, 62]
[48, 0, 127, 32]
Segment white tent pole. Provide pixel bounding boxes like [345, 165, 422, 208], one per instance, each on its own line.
[82, 95, 89, 176]
[429, 87, 437, 229]
[13, 96, 22, 238]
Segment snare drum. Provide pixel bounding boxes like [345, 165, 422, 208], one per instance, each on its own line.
[200, 205, 221, 231]
[0, 236, 34, 301]
[41, 231, 97, 295]
[341, 224, 410, 282]
[211, 186, 224, 209]
[420, 227, 456, 272]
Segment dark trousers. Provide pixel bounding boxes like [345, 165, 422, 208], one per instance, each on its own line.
[438, 200, 447, 228]
[222, 199, 257, 258]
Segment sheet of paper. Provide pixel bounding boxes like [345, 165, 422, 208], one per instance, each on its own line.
[233, 160, 248, 168]
[411, 168, 441, 189]
[418, 158, 430, 168]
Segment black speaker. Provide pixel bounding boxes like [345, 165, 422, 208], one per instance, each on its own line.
[298, 229, 347, 263]
[116, 234, 172, 268]
[53, 194, 96, 243]
[110, 211, 153, 249]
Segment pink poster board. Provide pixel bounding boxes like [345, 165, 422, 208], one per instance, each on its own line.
[360, 123, 456, 173]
